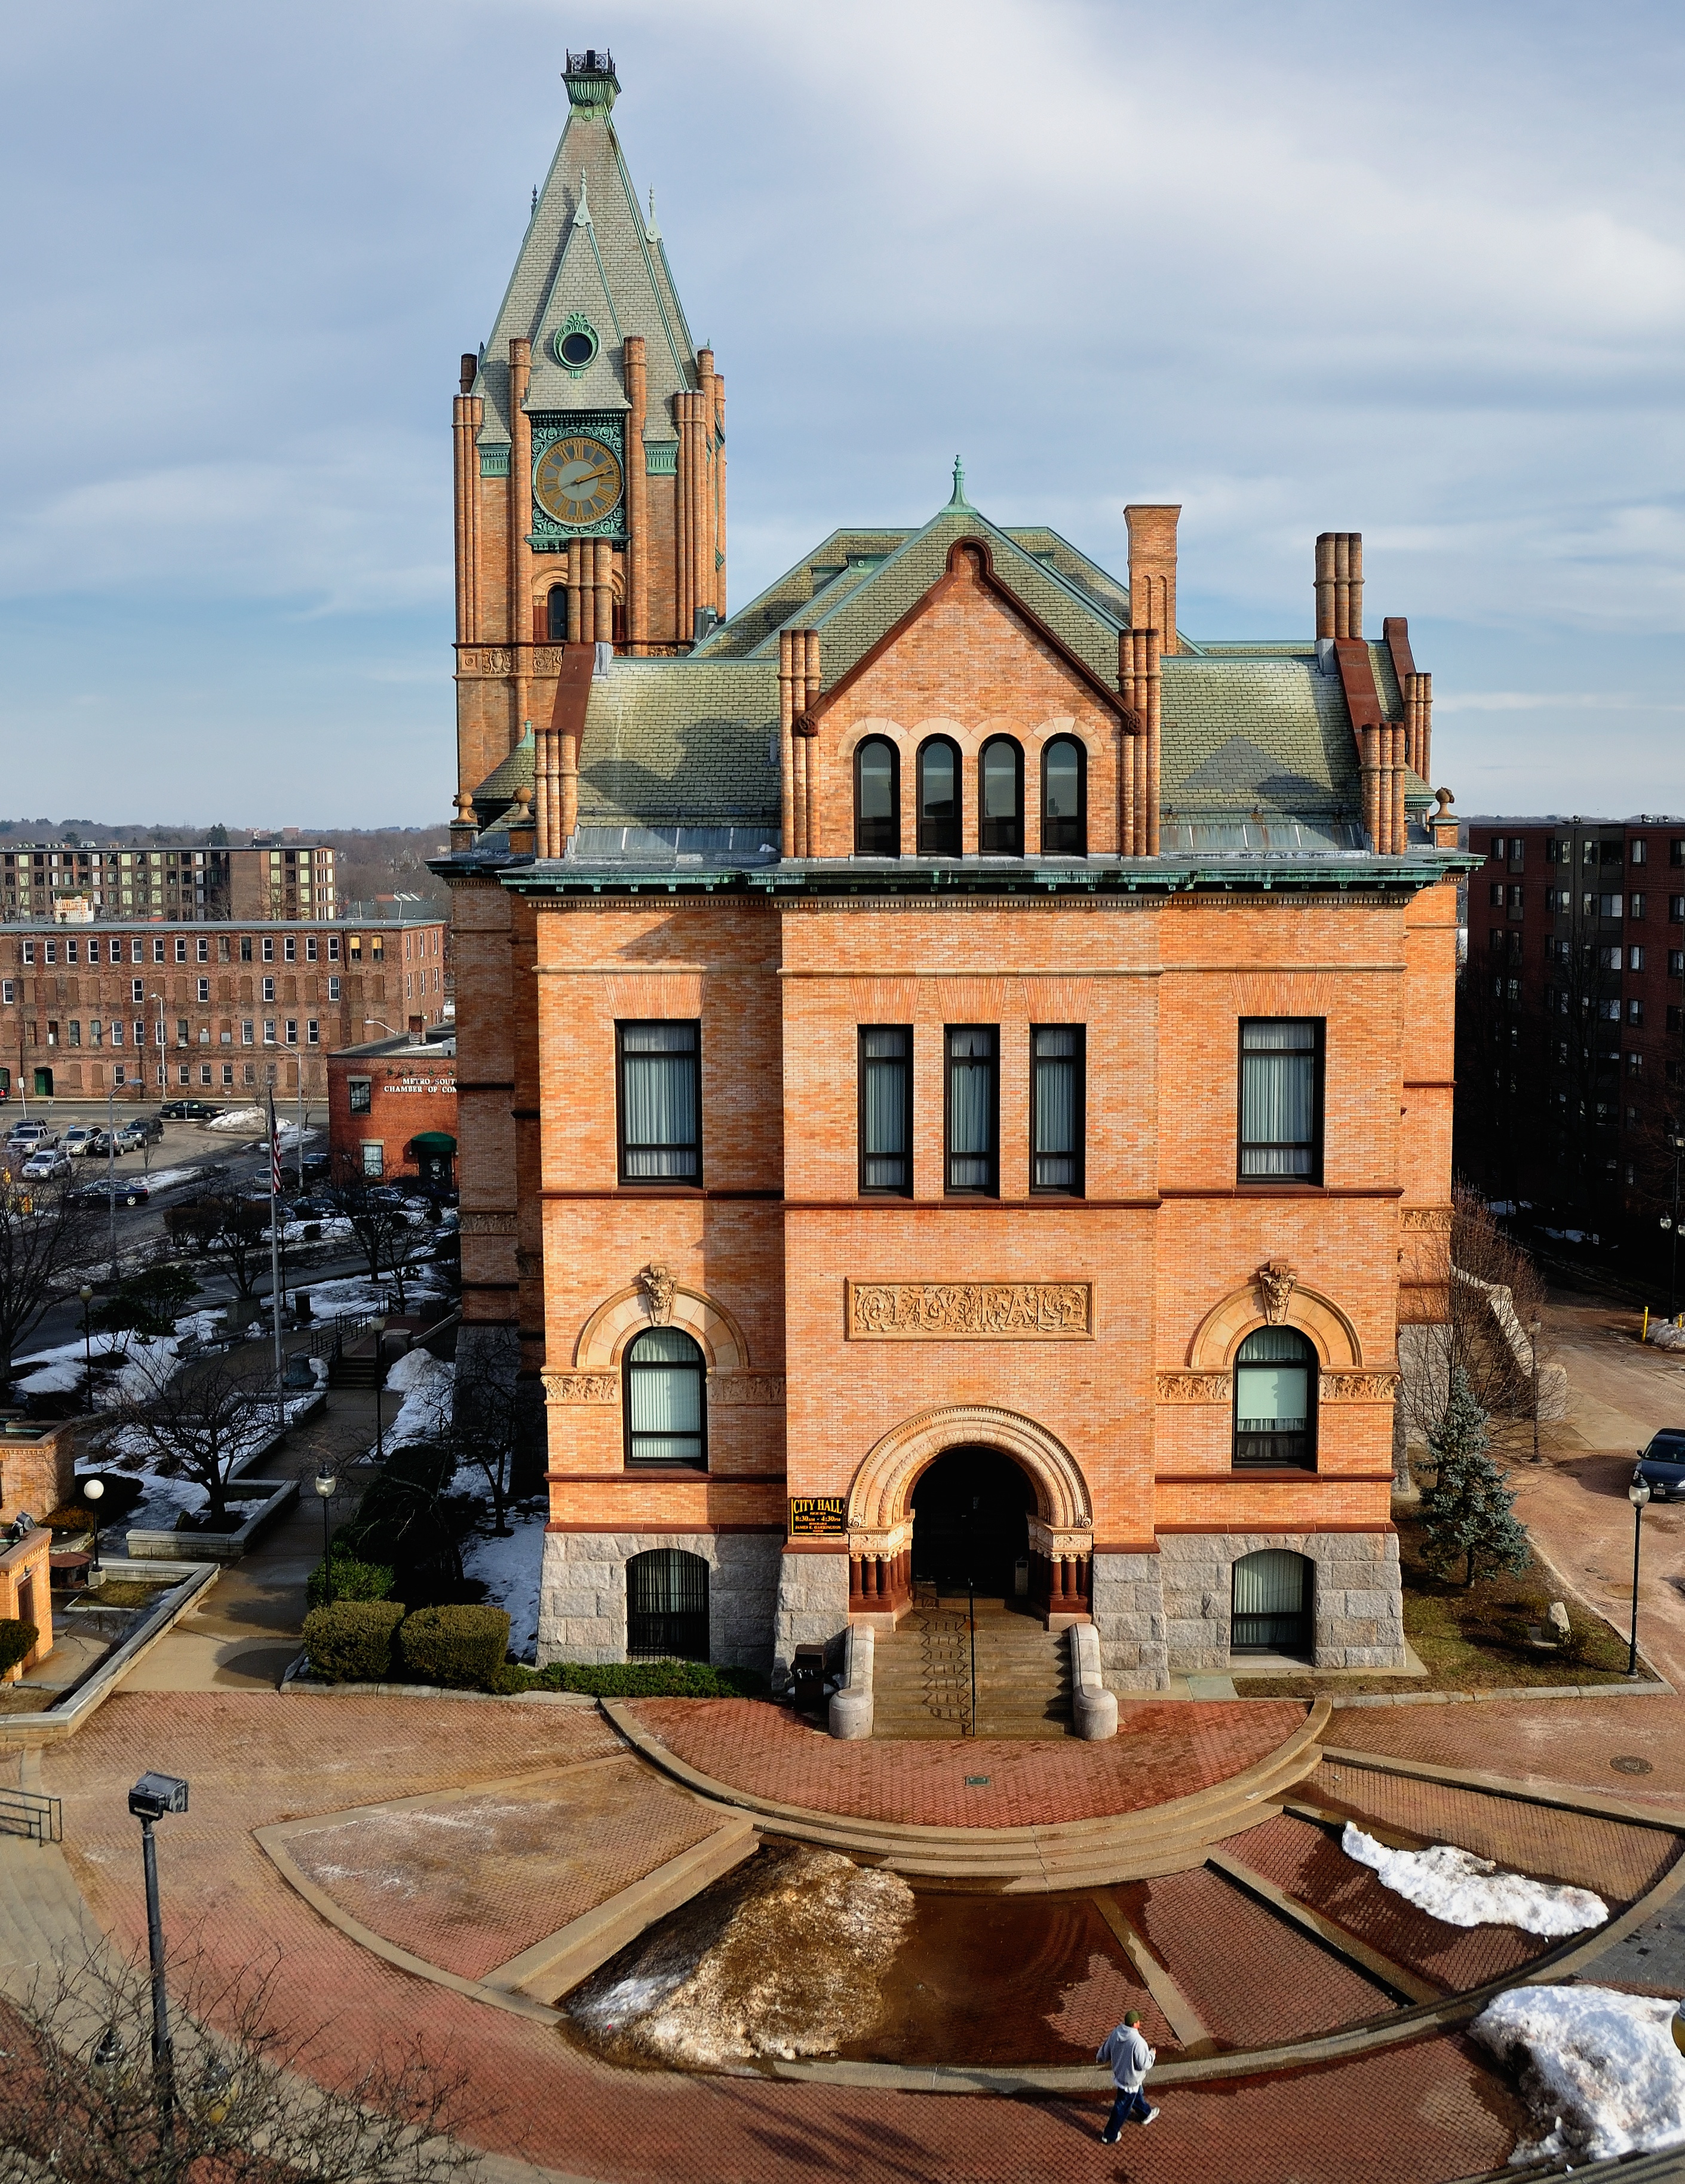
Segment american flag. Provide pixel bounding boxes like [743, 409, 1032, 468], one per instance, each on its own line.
[267, 1091, 283, 1199]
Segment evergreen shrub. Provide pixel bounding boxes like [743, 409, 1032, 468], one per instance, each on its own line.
[0, 1621, 39, 1677]
[524, 1659, 766, 1699]
[305, 1552, 395, 1609]
[396, 1604, 510, 1689]
[302, 1601, 405, 1682]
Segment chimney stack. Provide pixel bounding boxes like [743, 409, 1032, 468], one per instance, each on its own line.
[1315, 533, 1364, 641]
[1125, 505, 1180, 656]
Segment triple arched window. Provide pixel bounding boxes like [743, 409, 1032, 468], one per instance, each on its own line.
[852, 735, 1088, 858]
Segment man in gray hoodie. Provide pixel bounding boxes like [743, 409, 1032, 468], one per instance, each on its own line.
[1096, 2010, 1159, 2139]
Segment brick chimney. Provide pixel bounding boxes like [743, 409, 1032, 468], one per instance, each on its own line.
[1315, 533, 1363, 640]
[1124, 505, 1180, 656]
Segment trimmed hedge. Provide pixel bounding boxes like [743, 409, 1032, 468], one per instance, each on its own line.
[306, 1553, 395, 1610]
[396, 1604, 510, 1690]
[520, 1659, 766, 1699]
[0, 1621, 39, 1678]
[302, 1601, 405, 1682]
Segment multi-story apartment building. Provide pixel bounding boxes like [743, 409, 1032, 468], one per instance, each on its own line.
[0, 911, 446, 1102]
[0, 839, 337, 924]
[1459, 816, 1685, 1233]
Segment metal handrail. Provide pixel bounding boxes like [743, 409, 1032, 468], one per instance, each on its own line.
[0, 1787, 63, 1844]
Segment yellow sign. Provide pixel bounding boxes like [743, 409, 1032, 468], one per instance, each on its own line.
[788, 1497, 846, 1538]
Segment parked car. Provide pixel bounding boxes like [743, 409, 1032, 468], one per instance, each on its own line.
[67, 1178, 150, 1208]
[20, 1150, 70, 1181]
[63, 1127, 99, 1157]
[159, 1099, 220, 1120]
[7, 1121, 55, 1150]
[116, 1116, 164, 1147]
[1634, 1429, 1685, 1503]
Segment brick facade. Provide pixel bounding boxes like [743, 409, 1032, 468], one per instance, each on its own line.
[327, 1033, 457, 1184]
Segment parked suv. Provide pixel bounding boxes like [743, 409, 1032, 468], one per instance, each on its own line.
[116, 1117, 164, 1149]
[63, 1127, 100, 1157]
[1634, 1429, 1685, 1503]
[20, 1150, 70, 1181]
[7, 1121, 55, 1151]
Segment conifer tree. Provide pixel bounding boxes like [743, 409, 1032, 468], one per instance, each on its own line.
[1420, 1366, 1532, 1588]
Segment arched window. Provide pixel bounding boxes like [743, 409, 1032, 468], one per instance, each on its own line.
[916, 738, 962, 856]
[1232, 1327, 1316, 1470]
[1231, 1549, 1313, 1656]
[627, 1547, 709, 1661]
[854, 738, 900, 857]
[978, 737, 1023, 856]
[623, 1328, 707, 1469]
[547, 586, 569, 641]
[1041, 736, 1086, 855]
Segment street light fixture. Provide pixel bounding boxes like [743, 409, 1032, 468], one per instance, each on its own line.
[314, 1467, 337, 1602]
[127, 1770, 189, 2116]
[79, 1285, 94, 1414]
[1628, 1474, 1652, 1677]
[83, 1475, 105, 1574]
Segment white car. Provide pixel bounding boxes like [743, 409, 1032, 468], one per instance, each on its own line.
[7, 1122, 54, 1151]
[19, 1150, 69, 1180]
[63, 1127, 100, 1157]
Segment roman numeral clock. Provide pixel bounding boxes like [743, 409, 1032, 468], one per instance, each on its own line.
[529, 415, 625, 543]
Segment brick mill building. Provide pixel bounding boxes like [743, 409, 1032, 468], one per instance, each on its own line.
[328, 1028, 457, 1187]
[440, 54, 1470, 1691]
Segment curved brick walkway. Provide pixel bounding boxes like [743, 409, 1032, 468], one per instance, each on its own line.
[1327, 1692, 1685, 1808]
[625, 1698, 1311, 1827]
[28, 1691, 1529, 2182]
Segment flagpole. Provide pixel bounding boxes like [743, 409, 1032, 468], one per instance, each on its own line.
[267, 1083, 284, 1420]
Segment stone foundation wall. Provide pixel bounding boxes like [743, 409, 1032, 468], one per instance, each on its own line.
[1158, 1529, 1405, 1670]
[1089, 1550, 1169, 1690]
[772, 1548, 850, 1687]
[537, 1531, 781, 1672]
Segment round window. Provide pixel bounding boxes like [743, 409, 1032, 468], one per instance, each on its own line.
[554, 321, 599, 370]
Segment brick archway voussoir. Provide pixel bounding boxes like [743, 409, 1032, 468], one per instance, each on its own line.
[845, 1404, 1092, 1537]
[572, 1285, 747, 1371]
[1186, 1283, 1363, 1371]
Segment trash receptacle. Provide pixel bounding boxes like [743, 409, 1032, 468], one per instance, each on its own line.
[791, 1643, 827, 1715]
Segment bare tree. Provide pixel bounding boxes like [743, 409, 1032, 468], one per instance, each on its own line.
[161, 1191, 270, 1316]
[105, 1355, 276, 1526]
[437, 1356, 521, 1538]
[0, 1171, 97, 1395]
[329, 1165, 434, 1311]
[1401, 1185, 1556, 1458]
[0, 1940, 477, 2184]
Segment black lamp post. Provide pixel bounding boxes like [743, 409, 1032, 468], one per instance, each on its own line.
[1529, 1315, 1543, 1463]
[127, 1771, 189, 2117]
[1666, 1131, 1685, 1320]
[314, 1467, 337, 1602]
[79, 1284, 94, 1413]
[1628, 1475, 1652, 1677]
[83, 1475, 104, 1574]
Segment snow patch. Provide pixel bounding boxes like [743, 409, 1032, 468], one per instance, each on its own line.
[1341, 1824, 1607, 1936]
[1472, 1985, 1685, 2164]
[460, 1510, 544, 1660]
[14, 1331, 186, 1408]
[384, 1353, 453, 1448]
[205, 1107, 264, 1132]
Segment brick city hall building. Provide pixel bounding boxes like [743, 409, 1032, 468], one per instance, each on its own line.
[440, 53, 1469, 1690]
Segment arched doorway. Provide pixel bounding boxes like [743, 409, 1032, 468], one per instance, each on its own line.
[911, 1446, 1036, 1601]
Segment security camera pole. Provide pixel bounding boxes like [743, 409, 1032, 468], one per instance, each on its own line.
[128, 1771, 189, 2115]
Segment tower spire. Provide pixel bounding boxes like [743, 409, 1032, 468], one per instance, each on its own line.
[948, 455, 970, 509]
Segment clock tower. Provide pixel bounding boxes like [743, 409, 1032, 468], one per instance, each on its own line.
[452, 49, 726, 807]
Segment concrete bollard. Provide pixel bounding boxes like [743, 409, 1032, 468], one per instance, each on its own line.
[1070, 1621, 1118, 1740]
[828, 1623, 874, 1740]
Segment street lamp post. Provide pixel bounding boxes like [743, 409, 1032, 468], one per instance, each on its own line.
[1529, 1315, 1543, 1463]
[79, 1284, 94, 1414]
[1628, 1475, 1652, 1677]
[83, 1475, 104, 1574]
[127, 1771, 189, 2117]
[314, 1467, 337, 1602]
[1668, 1131, 1685, 1321]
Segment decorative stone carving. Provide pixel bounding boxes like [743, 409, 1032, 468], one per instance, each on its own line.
[542, 1372, 619, 1405]
[637, 1262, 676, 1326]
[1319, 1372, 1402, 1402]
[1400, 1207, 1453, 1233]
[1256, 1259, 1297, 1325]
[1155, 1371, 1232, 1403]
[458, 1211, 517, 1236]
[515, 1249, 542, 1279]
[708, 1372, 787, 1406]
[845, 1280, 1092, 1341]
[459, 647, 515, 677]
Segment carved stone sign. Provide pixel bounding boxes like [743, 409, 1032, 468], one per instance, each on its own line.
[845, 1280, 1092, 1341]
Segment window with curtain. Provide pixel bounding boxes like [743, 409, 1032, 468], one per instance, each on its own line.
[1031, 1025, 1084, 1192]
[945, 1025, 998, 1193]
[618, 1021, 701, 1181]
[1041, 737, 1086, 855]
[624, 1328, 707, 1468]
[1238, 1018, 1323, 1180]
[917, 738, 962, 856]
[859, 1025, 912, 1194]
[854, 738, 900, 857]
[1232, 1326, 1316, 1468]
[626, 1546, 710, 1660]
[1230, 1548, 1312, 1654]
[978, 737, 1023, 855]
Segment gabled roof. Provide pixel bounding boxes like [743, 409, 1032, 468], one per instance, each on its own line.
[471, 81, 698, 447]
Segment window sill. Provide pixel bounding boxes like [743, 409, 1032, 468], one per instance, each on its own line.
[622, 1464, 710, 1477]
[1227, 1465, 1319, 1478]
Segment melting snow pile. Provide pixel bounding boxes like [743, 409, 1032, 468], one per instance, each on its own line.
[383, 1349, 453, 1448]
[205, 1107, 264, 1132]
[1342, 1823, 1606, 1935]
[461, 1516, 543, 1660]
[569, 1845, 914, 2068]
[1472, 1985, 1685, 2163]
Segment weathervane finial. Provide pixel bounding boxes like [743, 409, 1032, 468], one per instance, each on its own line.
[948, 455, 969, 509]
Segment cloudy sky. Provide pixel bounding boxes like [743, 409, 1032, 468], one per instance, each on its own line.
[2, 0, 1682, 828]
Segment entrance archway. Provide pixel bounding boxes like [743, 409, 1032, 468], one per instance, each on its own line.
[911, 1446, 1036, 1600]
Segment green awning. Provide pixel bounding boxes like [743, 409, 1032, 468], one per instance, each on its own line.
[410, 1132, 457, 1152]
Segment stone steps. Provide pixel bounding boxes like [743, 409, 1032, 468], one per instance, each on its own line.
[872, 1608, 1072, 1741]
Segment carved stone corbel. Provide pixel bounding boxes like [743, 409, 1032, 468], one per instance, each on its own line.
[1256, 1258, 1297, 1325]
[637, 1261, 676, 1325]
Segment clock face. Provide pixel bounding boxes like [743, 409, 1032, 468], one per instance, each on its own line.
[533, 434, 624, 526]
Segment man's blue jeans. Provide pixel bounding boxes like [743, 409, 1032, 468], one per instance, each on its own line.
[1104, 2087, 1152, 2134]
